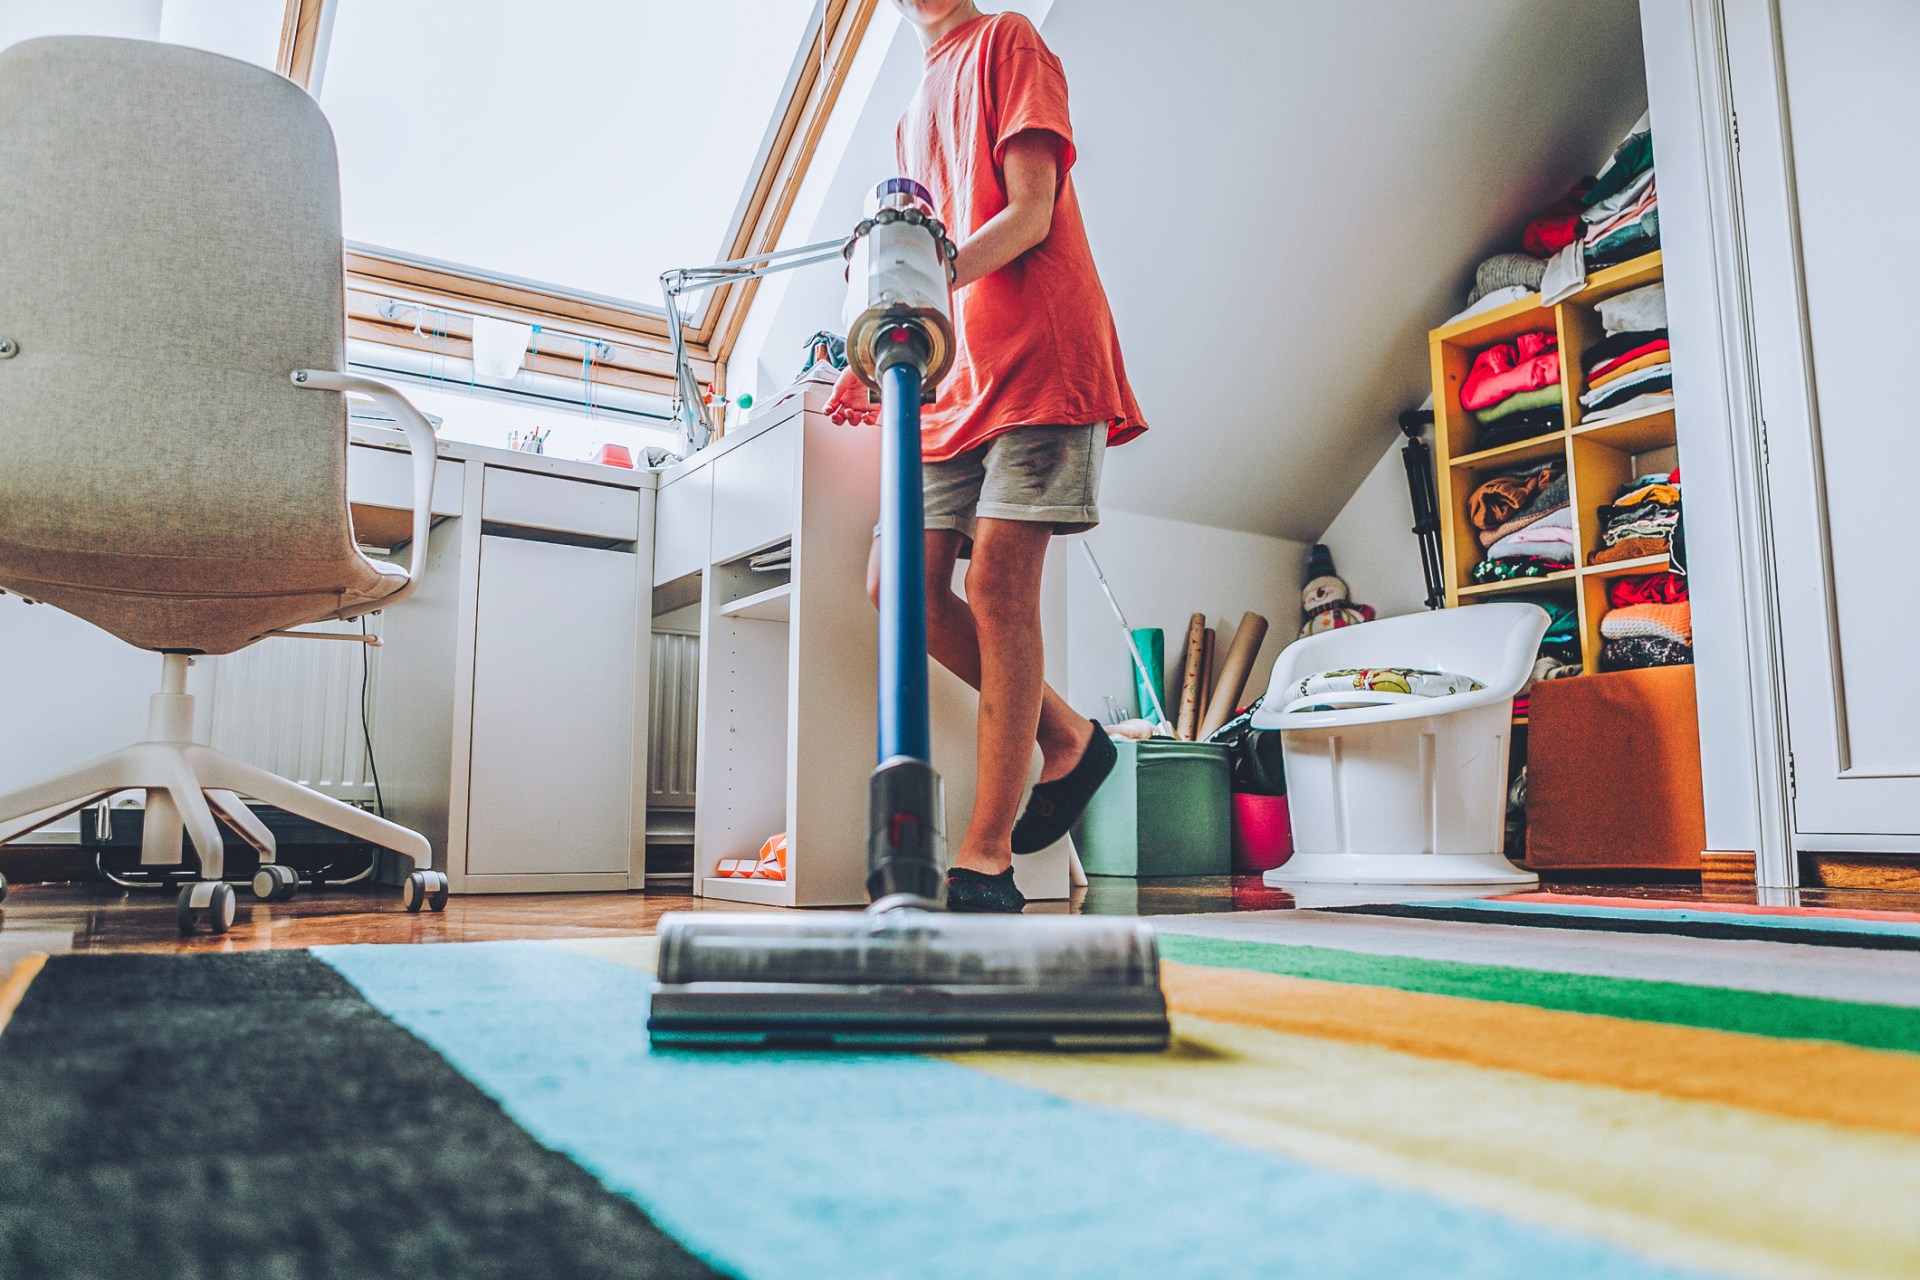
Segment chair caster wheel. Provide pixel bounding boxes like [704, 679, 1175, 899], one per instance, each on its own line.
[251, 863, 299, 902]
[403, 870, 449, 913]
[176, 881, 236, 934]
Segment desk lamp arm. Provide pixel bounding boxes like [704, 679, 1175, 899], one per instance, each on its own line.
[661, 236, 849, 453]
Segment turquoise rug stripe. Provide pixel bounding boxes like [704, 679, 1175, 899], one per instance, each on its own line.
[1157, 933, 1920, 1054]
[1419, 899, 1920, 939]
[316, 941, 1714, 1280]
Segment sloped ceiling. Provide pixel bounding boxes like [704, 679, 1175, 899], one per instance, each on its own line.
[746, 0, 1648, 543]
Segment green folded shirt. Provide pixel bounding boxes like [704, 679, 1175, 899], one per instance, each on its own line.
[1473, 385, 1562, 424]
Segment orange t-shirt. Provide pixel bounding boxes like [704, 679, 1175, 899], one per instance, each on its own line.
[898, 12, 1146, 462]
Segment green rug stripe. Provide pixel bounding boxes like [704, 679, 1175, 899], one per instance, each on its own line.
[1159, 933, 1920, 1055]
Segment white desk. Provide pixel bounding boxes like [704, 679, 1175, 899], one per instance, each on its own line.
[349, 426, 658, 894]
[0, 429, 657, 896]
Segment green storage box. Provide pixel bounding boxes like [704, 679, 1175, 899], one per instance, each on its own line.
[1072, 739, 1231, 877]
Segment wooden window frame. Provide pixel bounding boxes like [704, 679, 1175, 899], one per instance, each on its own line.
[279, 0, 880, 398]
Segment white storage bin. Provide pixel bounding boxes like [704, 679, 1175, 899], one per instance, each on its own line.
[1250, 603, 1549, 885]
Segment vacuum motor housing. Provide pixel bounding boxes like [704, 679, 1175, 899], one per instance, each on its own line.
[842, 178, 957, 396]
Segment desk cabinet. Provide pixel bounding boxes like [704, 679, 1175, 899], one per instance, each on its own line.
[362, 436, 654, 893]
[465, 536, 638, 877]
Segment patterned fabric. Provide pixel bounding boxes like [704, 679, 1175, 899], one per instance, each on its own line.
[1472, 556, 1565, 583]
[1291, 668, 1484, 703]
[1601, 634, 1693, 670]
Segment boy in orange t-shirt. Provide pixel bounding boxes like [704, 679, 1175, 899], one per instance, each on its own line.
[827, 0, 1145, 913]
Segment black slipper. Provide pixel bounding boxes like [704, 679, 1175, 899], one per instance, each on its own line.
[1011, 721, 1117, 854]
[946, 867, 1026, 913]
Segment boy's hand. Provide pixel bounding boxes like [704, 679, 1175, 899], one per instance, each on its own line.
[825, 365, 879, 426]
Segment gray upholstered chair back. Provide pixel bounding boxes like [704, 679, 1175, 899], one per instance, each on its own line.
[0, 36, 375, 654]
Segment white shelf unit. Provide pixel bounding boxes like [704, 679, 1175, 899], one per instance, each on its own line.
[655, 391, 1069, 907]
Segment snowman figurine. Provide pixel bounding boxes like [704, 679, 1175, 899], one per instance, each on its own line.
[1299, 544, 1376, 637]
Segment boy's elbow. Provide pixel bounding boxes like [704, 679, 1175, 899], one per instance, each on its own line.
[1022, 203, 1053, 250]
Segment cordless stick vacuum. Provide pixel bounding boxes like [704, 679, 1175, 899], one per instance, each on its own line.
[647, 180, 1171, 1051]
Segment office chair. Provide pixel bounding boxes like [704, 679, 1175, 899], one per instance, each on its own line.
[0, 36, 450, 931]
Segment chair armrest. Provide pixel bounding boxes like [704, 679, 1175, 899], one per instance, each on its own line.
[291, 369, 438, 613]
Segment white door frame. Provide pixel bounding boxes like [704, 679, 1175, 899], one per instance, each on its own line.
[1670, 0, 1798, 886]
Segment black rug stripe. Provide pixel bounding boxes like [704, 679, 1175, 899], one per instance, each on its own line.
[1323, 902, 1920, 952]
[0, 951, 728, 1280]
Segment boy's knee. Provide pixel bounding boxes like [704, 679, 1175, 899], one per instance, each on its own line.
[964, 558, 1039, 626]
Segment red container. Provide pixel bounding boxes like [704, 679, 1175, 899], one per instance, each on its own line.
[591, 443, 635, 468]
[1231, 793, 1291, 873]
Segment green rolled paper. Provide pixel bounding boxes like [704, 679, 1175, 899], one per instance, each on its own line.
[1131, 627, 1166, 722]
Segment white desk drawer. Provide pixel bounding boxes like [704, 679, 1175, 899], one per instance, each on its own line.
[482, 466, 640, 541]
[348, 445, 465, 516]
[654, 467, 713, 585]
[711, 419, 796, 562]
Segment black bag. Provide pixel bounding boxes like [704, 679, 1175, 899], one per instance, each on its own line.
[1204, 698, 1286, 796]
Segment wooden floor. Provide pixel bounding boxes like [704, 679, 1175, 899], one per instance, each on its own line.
[4, 874, 1920, 956]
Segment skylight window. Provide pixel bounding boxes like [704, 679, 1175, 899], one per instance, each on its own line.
[317, 0, 822, 309]
[0, 0, 283, 72]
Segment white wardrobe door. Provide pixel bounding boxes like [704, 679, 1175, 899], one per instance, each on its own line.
[465, 535, 638, 876]
[1739, 0, 1920, 838]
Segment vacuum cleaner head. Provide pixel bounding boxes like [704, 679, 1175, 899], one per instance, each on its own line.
[648, 908, 1171, 1051]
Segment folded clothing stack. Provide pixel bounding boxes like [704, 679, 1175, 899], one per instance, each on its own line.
[1580, 283, 1673, 423]
[1467, 461, 1571, 583]
[1509, 594, 1582, 716]
[1590, 469, 1682, 566]
[1462, 330, 1562, 449]
[1600, 571, 1692, 670]
[1580, 116, 1658, 269]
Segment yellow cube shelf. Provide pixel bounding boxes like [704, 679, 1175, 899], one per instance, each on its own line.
[1431, 251, 1675, 675]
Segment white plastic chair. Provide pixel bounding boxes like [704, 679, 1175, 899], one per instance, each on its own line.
[1250, 602, 1549, 885]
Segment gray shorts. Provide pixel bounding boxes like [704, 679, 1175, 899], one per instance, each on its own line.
[917, 423, 1106, 544]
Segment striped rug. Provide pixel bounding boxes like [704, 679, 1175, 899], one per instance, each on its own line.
[7, 896, 1919, 1279]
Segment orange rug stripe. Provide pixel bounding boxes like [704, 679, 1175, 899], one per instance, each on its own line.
[0, 952, 48, 1037]
[1162, 960, 1920, 1138]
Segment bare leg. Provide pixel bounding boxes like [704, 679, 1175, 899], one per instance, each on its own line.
[868, 531, 1094, 785]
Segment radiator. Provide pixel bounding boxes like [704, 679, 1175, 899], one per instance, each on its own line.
[648, 630, 699, 809]
[203, 617, 384, 803]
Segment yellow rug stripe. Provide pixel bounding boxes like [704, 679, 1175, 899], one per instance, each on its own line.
[0, 952, 48, 1037]
[1162, 960, 1920, 1138]
[960, 1016, 1920, 1280]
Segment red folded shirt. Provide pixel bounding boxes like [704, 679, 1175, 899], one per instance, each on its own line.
[1461, 331, 1561, 412]
[1588, 337, 1670, 380]
[1522, 180, 1595, 257]
[1608, 572, 1690, 608]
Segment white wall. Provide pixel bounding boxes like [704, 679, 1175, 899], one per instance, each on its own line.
[1317, 438, 1433, 621]
[1065, 510, 1308, 724]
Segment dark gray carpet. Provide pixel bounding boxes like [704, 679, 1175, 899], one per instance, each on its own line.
[0, 951, 727, 1279]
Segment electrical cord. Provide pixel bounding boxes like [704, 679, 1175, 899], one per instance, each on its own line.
[360, 615, 386, 820]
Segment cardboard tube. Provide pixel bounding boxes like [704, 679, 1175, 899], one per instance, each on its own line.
[1175, 612, 1207, 740]
[1198, 612, 1271, 739]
